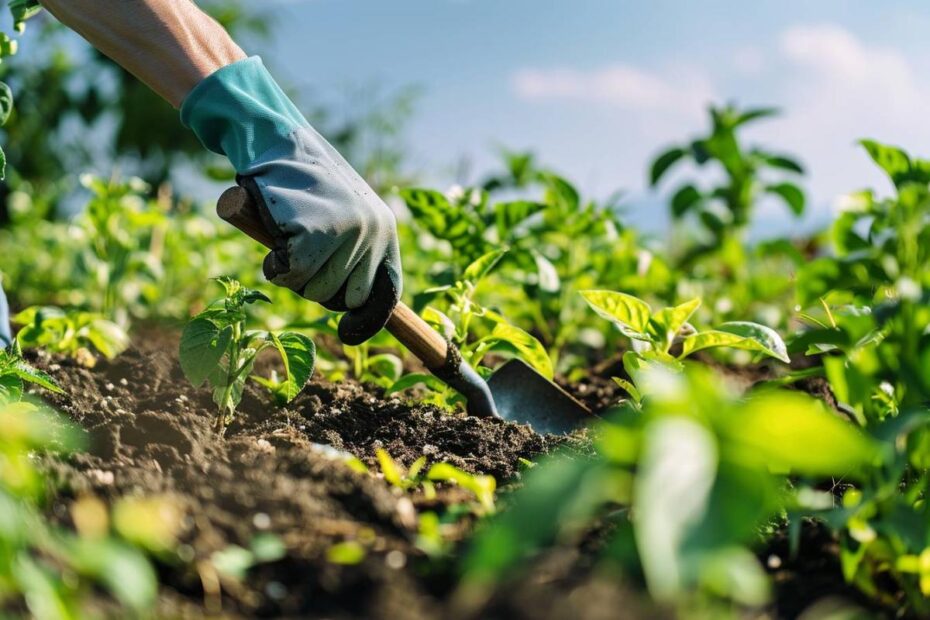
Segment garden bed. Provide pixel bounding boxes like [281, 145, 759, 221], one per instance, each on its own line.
[29, 337, 869, 619]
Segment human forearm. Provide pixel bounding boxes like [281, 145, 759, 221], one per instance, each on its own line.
[37, 0, 245, 108]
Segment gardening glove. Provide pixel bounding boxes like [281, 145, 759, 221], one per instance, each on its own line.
[181, 57, 402, 345]
[0, 280, 11, 348]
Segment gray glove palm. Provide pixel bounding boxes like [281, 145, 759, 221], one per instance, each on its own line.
[182, 57, 402, 344]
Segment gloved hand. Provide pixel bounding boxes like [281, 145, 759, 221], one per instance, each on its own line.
[181, 57, 402, 345]
[0, 279, 11, 348]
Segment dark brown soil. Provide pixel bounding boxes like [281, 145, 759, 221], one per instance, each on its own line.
[25, 335, 867, 619]
[29, 340, 646, 619]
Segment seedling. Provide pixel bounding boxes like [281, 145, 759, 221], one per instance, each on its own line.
[390, 249, 552, 410]
[180, 277, 315, 433]
[581, 290, 789, 404]
[14, 305, 129, 366]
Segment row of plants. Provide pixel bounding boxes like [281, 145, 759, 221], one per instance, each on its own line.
[3, 19, 930, 608]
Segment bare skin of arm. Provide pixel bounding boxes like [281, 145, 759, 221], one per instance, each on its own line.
[37, 0, 246, 108]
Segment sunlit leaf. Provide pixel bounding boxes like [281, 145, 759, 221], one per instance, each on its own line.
[581, 290, 652, 339]
[179, 319, 232, 387]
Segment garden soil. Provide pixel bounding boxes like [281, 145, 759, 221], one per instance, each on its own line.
[28, 336, 874, 619]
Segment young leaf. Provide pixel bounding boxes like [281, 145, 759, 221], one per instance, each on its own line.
[650, 147, 687, 186]
[494, 200, 545, 237]
[179, 319, 232, 387]
[401, 188, 454, 238]
[463, 249, 508, 284]
[733, 106, 779, 127]
[386, 372, 447, 395]
[754, 151, 804, 174]
[648, 298, 701, 349]
[671, 185, 703, 217]
[484, 320, 554, 380]
[859, 139, 915, 187]
[12, 361, 63, 394]
[679, 323, 790, 364]
[532, 251, 560, 293]
[766, 182, 805, 216]
[269, 332, 316, 402]
[0, 81, 12, 127]
[716, 322, 790, 363]
[580, 290, 652, 339]
[728, 391, 878, 476]
[0, 374, 22, 403]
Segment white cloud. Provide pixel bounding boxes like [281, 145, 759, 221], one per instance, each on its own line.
[511, 63, 715, 118]
[760, 23, 930, 207]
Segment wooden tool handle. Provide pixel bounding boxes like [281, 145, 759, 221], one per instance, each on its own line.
[217, 187, 449, 369]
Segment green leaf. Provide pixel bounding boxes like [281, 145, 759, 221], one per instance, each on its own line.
[179, 319, 232, 388]
[401, 188, 455, 238]
[716, 322, 790, 363]
[327, 541, 367, 565]
[82, 319, 129, 359]
[386, 372, 447, 395]
[754, 151, 804, 174]
[0, 81, 12, 127]
[733, 107, 779, 127]
[269, 332, 316, 402]
[376, 448, 405, 487]
[241, 288, 272, 306]
[650, 147, 686, 186]
[580, 290, 652, 339]
[532, 251, 560, 293]
[494, 200, 545, 237]
[12, 361, 63, 394]
[9, 0, 42, 30]
[859, 139, 930, 187]
[250, 533, 286, 563]
[635, 417, 718, 601]
[427, 462, 496, 513]
[728, 391, 878, 476]
[486, 321, 554, 380]
[670, 185, 703, 218]
[0, 374, 22, 403]
[648, 298, 701, 350]
[421, 306, 456, 340]
[463, 249, 508, 284]
[680, 322, 789, 363]
[766, 182, 805, 216]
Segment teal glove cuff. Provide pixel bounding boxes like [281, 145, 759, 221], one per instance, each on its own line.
[180, 56, 307, 172]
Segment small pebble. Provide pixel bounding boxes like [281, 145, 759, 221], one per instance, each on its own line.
[105, 382, 115, 392]
[385, 550, 406, 570]
[176, 544, 195, 563]
[767, 554, 782, 569]
[119, 378, 128, 386]
[253, 512, 271, 529]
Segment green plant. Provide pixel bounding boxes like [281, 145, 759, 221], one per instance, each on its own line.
[76, 175, 168, 324]
[0, 400, 160, 617]
[389, 249, 551, 410]
[461, 365, 876, 610]
[651, 104, 805, 253]
[14, 305, 129, 365]
[581, 290, 789, 405]
[180, 277, 316, 433]
[0, 339, 62, 402]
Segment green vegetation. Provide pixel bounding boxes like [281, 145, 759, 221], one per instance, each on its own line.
[179, 277, 316, 433]
[5, 2, 930, 615]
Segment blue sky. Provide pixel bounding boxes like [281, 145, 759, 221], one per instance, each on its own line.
[253, 0, 930, 235]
